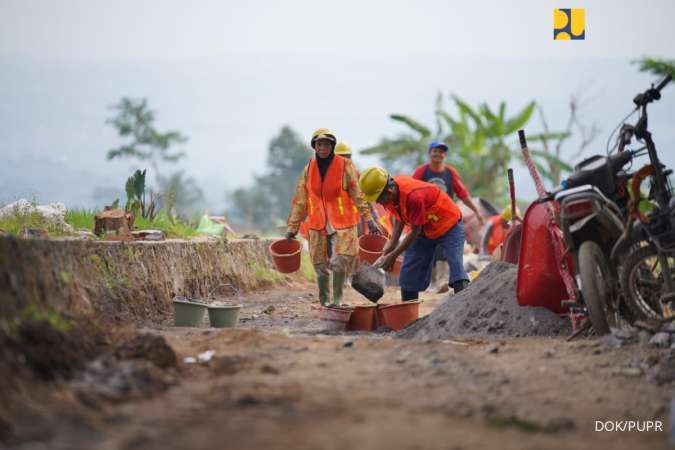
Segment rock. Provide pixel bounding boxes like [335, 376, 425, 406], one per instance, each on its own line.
[612, 366, 643, 377]
[114, 335, 177, 369]
[0, 199, 73, 232]
[260, 364, 280, 375]
[612, 327, 638, 341]
[343, 341, 354, 348]
[603, 327, 639, 348]
[197, 350, 215, 364]
[647, 351, 675, 385]
[486, 344, 499, 354]
[262, 305, 276, 315]
[638, 330, 653, 346]
[544, 348, 556, 358]
[601, 334, 625, 349]
[650, 332, 671, 348]
[547, 416, 575, 432]
[75, 230, 98, 240]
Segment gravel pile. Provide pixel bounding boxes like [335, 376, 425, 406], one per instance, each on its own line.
[399, 261, 572, 339]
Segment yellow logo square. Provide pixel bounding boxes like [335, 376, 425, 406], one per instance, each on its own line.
[554, 8, 585, 40]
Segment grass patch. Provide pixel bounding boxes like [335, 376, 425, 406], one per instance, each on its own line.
[0, 304, 74, 336]
[252, 262, 284, 283]
[65, 208, 96, 230]
[3, 204, 200, 239]
[134, 212, 199, 239]
[65, 209, 199, 239]
[0, 205, 68, 235]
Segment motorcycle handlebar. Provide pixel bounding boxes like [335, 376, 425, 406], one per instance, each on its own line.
[656, 74, 672, 93]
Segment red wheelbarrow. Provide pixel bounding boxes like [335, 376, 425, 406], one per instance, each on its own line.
[512, 131, 584, 331]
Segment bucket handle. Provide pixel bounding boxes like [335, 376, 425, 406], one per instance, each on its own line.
[208, 280, 240, 299]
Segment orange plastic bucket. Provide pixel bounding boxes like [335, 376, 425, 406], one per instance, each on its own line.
[376, 301, 420, 331]
[358, 234, 388, 264]
[346, 305, 377, 331]
[388, 257, 403, 276]
[269, 239, 302, 273]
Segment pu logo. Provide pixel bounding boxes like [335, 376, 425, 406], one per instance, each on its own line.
[554, 8, 585, 40]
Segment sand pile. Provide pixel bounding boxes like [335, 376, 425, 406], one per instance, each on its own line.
[399, 262, 571, 339]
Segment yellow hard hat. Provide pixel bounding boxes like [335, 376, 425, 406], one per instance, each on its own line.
[359, 166, 389, 202]
[334, 141, 352, 155]
[311, 128, 337, 148]
[501, 206, 521, 221]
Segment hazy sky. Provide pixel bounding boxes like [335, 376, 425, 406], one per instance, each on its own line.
[1, 0, 674, 210]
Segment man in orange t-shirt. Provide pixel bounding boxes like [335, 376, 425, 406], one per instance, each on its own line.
[359, 166, 470, 301]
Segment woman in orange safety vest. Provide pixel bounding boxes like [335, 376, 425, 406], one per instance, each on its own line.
[286, 129, 381, 307]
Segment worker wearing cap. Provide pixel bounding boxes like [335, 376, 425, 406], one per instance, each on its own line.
[482, 206, 521, 255]
[413, 140, 485, 293]
[359, 166, 470, 300]
[286, 129, 380, 307]
[413, 140, 485, 225]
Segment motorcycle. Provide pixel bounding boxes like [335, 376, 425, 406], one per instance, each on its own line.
[553, 148, 634, 334]
[610, 74, 674, 321]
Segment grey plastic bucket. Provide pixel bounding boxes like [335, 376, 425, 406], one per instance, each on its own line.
[173, 298, 207, 327]
[207, 305, 241, 328]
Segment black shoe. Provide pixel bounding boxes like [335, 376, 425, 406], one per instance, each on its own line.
[451, 280, 469, 293]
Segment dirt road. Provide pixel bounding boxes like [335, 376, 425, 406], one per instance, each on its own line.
[5, 285, 674, 450]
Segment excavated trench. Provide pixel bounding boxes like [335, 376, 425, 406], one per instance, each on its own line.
[1, 236, 674, 450]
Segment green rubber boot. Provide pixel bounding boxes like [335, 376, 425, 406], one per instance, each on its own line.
[332, 272, 346, 307]
[317, 275, 330, 306]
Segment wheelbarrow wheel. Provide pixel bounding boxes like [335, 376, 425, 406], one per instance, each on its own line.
[578, 241, 612, 335]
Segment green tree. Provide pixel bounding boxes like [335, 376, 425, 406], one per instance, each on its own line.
[228, 126, 311, 230]
[362, 95, 570, 202]
[159, 171, 207, 217]
[634, 57, 675, 78]
[106, 98, 187, 187]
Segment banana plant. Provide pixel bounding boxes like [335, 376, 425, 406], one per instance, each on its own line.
[361, 95, 572, 204]
[125, 169, 158, 220]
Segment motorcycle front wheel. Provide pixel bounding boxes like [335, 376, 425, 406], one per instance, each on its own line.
[620, 245, 675, 320]
[578, 241, 616, 335]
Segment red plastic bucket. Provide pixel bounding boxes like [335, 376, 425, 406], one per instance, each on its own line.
[376, 301, 420, 331]
[269, 239, 302, 273]
[319, 306, 352, 331]
[359, 234, 388, 264]
[346, 305, 377, 331]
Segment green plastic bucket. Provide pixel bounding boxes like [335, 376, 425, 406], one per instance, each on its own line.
[173, 298, 207, 327]
[207, 305, 241, 328]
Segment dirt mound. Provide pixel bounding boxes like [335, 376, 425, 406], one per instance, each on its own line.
[74, 334, 178, 404]
[0, 319, 103, 382]
[399, 262, 571, 339]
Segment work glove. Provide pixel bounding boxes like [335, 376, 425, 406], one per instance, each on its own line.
[367, 220, 382, 235]
[285, 231, 297, 240]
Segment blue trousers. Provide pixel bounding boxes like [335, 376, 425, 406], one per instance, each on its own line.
[399, 220, 468, 293]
